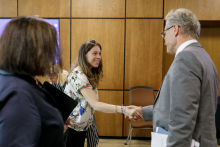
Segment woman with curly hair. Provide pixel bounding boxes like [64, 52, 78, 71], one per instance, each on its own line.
[64, 39, 143, 147]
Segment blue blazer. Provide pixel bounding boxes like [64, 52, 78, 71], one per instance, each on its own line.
[0, 70, 65, 147]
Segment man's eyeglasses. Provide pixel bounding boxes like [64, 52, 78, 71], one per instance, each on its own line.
[160, 26, 173, 38]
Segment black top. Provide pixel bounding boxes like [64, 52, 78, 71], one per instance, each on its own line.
[43, 81, 78, 123]
[0, 70, 65, 147]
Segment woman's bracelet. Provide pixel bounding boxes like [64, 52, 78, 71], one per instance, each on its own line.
[121, 104, 124, 115]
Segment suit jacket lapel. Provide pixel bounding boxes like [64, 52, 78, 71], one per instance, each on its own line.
[154, 76, 166, 105]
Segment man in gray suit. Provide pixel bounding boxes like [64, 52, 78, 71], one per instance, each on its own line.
[130, 8, 219, 147]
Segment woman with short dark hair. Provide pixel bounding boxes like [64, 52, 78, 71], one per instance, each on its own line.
[0, 16, 67, 147]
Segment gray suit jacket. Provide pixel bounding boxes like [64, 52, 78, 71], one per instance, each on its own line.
[142, 42, 219, 147]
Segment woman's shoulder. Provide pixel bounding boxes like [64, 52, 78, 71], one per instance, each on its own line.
[62, 70, 69, 76]
[67, 68, 91, 89]
[69, 68, 87, 79]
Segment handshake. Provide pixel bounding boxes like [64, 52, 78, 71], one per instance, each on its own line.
[125, 105, 144, 120]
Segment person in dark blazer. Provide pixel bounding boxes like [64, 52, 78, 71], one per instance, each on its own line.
[129, 8, 219, 147]
[0, 16, 71, 147]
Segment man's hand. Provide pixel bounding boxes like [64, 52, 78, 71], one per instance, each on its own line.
[127, 105, 143, 121]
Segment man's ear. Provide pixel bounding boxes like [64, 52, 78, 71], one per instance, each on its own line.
[173, 24, 179, 37]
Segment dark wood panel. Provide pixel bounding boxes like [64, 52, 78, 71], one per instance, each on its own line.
[18, 0, 70, 17]
[72, 0, 125, 18]
[71, 19, 124, 90]
[126, 0, 163, 18]
[125, 19, 164, 90]
[95, 90, 123, 136]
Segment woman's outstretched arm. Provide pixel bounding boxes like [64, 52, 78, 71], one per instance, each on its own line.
[80, 88, 143, 119]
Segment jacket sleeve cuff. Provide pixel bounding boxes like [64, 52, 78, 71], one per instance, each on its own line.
[142, 105, 153, 121]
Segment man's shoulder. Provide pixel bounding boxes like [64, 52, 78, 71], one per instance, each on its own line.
[179, 43, 214, 67]
[181, 42, 208, 57]
[176, 43, 206, 63]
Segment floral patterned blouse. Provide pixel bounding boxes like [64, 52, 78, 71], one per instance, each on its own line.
[64, 68, 98, 131]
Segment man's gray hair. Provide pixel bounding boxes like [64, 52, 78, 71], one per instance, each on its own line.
[165, 8, 201, 40]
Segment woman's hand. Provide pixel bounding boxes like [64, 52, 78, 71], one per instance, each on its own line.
[64, 117, 73, 133]
[125, 106, 143, 120]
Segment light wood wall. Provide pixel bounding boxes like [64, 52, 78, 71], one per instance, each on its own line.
[164, 0, 220, 20]
[1, 0, 220, 138]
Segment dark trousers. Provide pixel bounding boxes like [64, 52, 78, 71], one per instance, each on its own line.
[64, 128, 87, 147]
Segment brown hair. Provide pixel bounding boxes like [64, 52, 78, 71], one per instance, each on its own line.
[45, 64, 69, 86]
[0, 16, 62, 76]
[45, 64, 61, 77]
[71, 39, 103, 89]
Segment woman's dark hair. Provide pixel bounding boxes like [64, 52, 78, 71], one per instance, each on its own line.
[71, 39, 103, 89]
[0, 16, 62, 76]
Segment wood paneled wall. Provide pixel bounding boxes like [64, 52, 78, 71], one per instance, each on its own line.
[1, 0, 220, 138]
[164, 0, 220, 20]
[126, 0, 163, 18]
[72, 0, 125, 18]
[0, 0, 17, 17]
[125, 19, 163, 90]
[18, 0, 70, 17]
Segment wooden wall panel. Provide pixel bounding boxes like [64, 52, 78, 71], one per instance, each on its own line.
[164, 0, 220, 20]
[0, 0, 17, 17]
[125, 19, 164, 90]
[72, 0, 125, 18]
[95, 90, 123, 136]
[126, 0, 163, 18]
[199, 26, 220, 94]
[123, 91, 152, 137]
[60, 19, 70, 71]
[18, 0, 70, 17]
[71, 19, 124, 90]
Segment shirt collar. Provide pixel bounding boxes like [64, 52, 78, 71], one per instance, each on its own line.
[175, 39, 198, 57]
